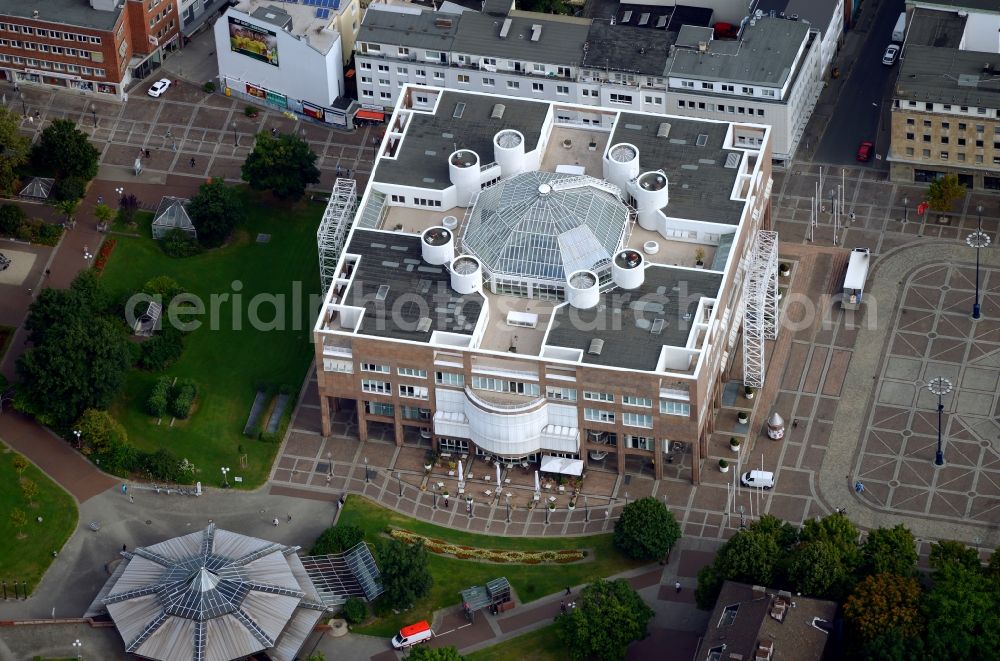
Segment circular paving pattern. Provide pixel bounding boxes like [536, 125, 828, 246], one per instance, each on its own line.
[856, 262, 1000, 525]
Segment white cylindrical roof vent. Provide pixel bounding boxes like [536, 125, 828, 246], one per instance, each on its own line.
[449, 149, 481, 207]
[630, 170, 669, 231]
[442, 215, 459, 230]
[612, 249, 645, 290]
[421, 226, 454, 265]
[450, 255, 482, 295]
[493, 129, 526, 178]
[566, 269, 600, 310]
[603, 143, 640, 193]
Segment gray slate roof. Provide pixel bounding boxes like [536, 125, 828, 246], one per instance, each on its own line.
[451, 11, 590, 65]
[0, 0, 122, 31]
[582, 22, 674, 76]
[667, 17, 809, 87]
[894, 44, 1000, 108]
[358, 7, 461, 50]
[752, 0, 842, 34]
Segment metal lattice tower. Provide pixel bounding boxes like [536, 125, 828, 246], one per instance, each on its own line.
[318, 178, 357, 293]
[742, 229, 779, 389]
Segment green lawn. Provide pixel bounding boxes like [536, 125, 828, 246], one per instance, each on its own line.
[0, 442, 78, 593]
[340, 496, 643, 637]
[100, 189, 322, 488]
[464, 624, 562, 661]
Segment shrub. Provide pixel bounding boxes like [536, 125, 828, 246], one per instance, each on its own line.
[0, 204, 26, 235]
[311, 524, 365, 555]
[244, 105, 258, 117]
[341, 597, 367, 625]
[116, 194, 140, 228]
[133, 448, 183, 482]
[160, 229, 202, 258]
[147, 376, 171, 416]
[259, 431, 279, 443]
[142, 275, 185, 302]
[203, 81, 216, 93]
[53, 175, 87, 202]
[170, 378, 198, 419]
[138, 327, 184, 371]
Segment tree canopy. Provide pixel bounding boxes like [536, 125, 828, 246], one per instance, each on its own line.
[31, 118, 100, 181]
[925, 173, 966, 213]
[924, 561, 1000, 659]
[613, 496, 681, 561]
[15, 271, 129, 427]
[406, 646, 464, 661]
[928, 539, 981, 572]
[844, 573, 924, 649]
[310, 524, 364, 555]
[0, 106, 29, 195]
[241, 132, 320, 200]
[187, 178, 245, 248]
[377, 539, 432, 610]
[860, 525, 917, 577]
[557, 579, 653, 661]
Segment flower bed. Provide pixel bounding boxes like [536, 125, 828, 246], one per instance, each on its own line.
[389, 528, 586, 564]
[94, 238, 116, 275]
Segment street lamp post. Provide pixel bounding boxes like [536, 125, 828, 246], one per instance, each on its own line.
[19, 92, 26, 117]
[927, 377, 953, 466]
[396, 471, 403, 496]
[90, 103, 96, 127]
[73, 430, 81, 448]
[506, 492, 511, 523]
[968, 204, 989, 320]
[231, 121, 238, 146]
[72, 639, 82, 660]
[364, 456, 369, 483]
[902, 195, 909, 224]
[220, 466, 230, 488]
[584, 495, 589, 522]
[432, 484, 438, 509]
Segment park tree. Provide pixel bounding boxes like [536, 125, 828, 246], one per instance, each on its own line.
[844, 573, 924, 657]
[31, 118, 100, 180]
[613, 496, 681, 561]
[988, 545, 1000, 579]
[925, 173, 965, 213]
[787, 539, 854, 599]
[94, 202, 114, 228]
[16, 316, 131, 428]
[75, 408, 132, 471]
[696, 517, 788, 609]
[56, 198, 79, 224]
[377, 539, 432, 610]
[12, 453, 28, 477]
[187, 178, 245, 248]
[557, 579, 653, 661]
[860, 524, 917, 577]
[19, 477, 38, 507]
[241, 132, 320, 201]
[311, 524, 364, 555]
[928, 539, 981, 572]
[406, 646, 464, 661]
[24, 270, 109, 346]
[924, 561, 1000, 659]
[0, 106, 30, 194]
[10, 507, 27, 536]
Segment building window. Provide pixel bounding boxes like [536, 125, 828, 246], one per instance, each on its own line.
[623, 412, 653, 428]
[507, 81, 519, 89]
[360, 61, 371, 70]
[622, 395, 652, 408]
[584, 408, 615, 423]
[680, 80, 694, 88]
[471, 376, 539, 396]
[721, 84, 734, 92]
[941, 136, 949, 144]
[741, 86, 753, 95]
[531, 82, 543, 92]
[361, 363, 390, 373]
[905, 147, 914, 156]
[660, 400, 690, 416]
[433, 71, 444, 80]
[457, 74, 470, 83]
[557, 85, 569, 95]
[380, 92, 392, 100]
[762, 89, 775, 97]
[361, 379, 391, 394]
[435, 371, 464, 387]
[483, 77, 494, 86]
[397, 67, 408, 75]
[366, 401, 394, 417]
[398, 384, 429, 399]
[922, 135, 930, 142]
[940, 152, 949, 160]
[957, 153, 966, 162]
[378, 78, 389, 86]
[583, 391, 614, 403]
[415, 68, 425, 77]
[397, 367, 427, 378]
[545, 386, 577, 402]
[922, 149, 930, 157]
[609, 93, 632, 105]
[398, 46, 409, 56]
[625, 434, 653, 449]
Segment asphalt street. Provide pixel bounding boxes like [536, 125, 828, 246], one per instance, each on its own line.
[814, 0, 904, 167]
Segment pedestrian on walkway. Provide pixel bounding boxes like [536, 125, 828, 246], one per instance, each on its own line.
[675, 581, 681, 594]
[189, 157, 195, 168]
[129, 494, 134, 504]
[272, 517, 279, 526]
[122, 544, 127, 552]
[565, 587, 571, 595]
[287, 514, 292, 522]
[97, 195, 103, 205]
[145, 149, 151, 158]
[559, 601, 566, 614]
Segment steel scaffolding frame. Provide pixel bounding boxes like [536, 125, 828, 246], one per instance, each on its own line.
[318, 178, 357, 293]
[742, 229, 778, 389]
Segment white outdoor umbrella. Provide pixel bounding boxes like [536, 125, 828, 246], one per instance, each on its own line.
[496, 462, 501, 489]
[458, 460, 464, 484]
[534, 470, 540, 493]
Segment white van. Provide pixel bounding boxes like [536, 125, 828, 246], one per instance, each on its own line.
[740, 470, 775, 490]
[391, 621, 434, 649]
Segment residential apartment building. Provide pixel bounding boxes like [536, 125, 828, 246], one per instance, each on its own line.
[313, 86, 776, 484]
[355, 4, 823, 162]
[215, 0, 360, 127]
[0, 0, 180, 99]
[888, 5, 1000, 190]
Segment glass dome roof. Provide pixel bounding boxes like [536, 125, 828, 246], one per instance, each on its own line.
[461, 171, 630, 284]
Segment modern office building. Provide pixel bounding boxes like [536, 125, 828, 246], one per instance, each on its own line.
[313, 86, 777, 484]
[888, 4, 1000, 190]
[214, 0, 360, 126]
[355, 3, 823, 162]
[0, 0, 180, 99]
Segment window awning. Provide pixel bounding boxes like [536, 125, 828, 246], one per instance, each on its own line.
[540, 455, 584, 476]
[355, 109, 384, 122]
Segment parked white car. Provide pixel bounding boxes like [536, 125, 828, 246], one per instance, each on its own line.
[740, 470, 775, 490]
[147, 78, 171, 97]
[882, 44, 900, 66]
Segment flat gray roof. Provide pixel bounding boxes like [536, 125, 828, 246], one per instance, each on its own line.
[0, 0, 121, 30]
[582, 22, 674, 76]
[545, 266, 724, 370]
[372, 91, 548, 189]
[610, 114, 745, 225]
[912, 0, 1000, 13]
[895, 44, 1000, 108]
[358, 7, 461, 51]
[451, 11, 590, 66]
[667, 17, 809, 87]
[344, 229, 484, 341]
[752, 0, 841, 34]
[905, 7, 965, 48]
